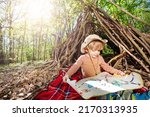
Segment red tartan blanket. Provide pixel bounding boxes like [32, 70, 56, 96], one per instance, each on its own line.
[33, 68, 147, 100]
[34, 69, 84, 100]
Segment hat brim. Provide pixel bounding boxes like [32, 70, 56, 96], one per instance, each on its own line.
[80, 39, 107, 53]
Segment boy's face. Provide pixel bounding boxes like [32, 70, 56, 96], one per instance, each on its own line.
[92, 42, 104, 51]
[86, 41, 104, 57]
[88, 41, 104, 51]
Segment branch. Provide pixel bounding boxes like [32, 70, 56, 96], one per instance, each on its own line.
[108, 49, 133, 64]
[118, 43, 150, 72]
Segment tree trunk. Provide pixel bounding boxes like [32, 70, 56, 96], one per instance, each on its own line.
[43, 32, 48, 61]
[21, 20, 27, 64]
[37, 18, 43, 60]
[32, 33, 35, 61]
[0, 24, 5, 64]
[8, 0, 14, 59]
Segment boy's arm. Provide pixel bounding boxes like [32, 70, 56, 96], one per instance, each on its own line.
[66, 56, 83, 77]
[99, 56, 124, 75]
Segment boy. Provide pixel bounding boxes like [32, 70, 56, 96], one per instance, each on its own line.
[63, 34, 125, 82]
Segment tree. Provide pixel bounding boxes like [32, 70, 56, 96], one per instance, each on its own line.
[0, 0, 20, 64]
[0, 23, 4, 64]
[0, 1, 6, 64]
[20, 19, 27, 63]
[97, 0, 150, 31]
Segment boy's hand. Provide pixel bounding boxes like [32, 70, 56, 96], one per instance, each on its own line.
[119, 71, 126, 76]
[63, 74, 69, 82]
[115, 70, 126, 76]
[124, 70, 131, 74]
[119, 70, 131, 76]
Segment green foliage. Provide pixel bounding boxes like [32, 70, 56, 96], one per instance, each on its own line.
[97, 0, 150, 32]
[102, 45, 114, 55]
[25, 47, 32, 61]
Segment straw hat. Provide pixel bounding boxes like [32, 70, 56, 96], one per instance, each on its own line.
[81, 34, 107, 53]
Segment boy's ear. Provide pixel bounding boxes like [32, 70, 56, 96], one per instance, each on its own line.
[84, 47, 89, 53]
[84, 48, 88, 53]
[85, 50, 88, 53]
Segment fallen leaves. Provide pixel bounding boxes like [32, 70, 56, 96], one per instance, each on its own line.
[0, 61, 59, 100]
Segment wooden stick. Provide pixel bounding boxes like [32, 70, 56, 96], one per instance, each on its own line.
[122, 28, 150, 66]
[118, 43, 150, 72]
[129, 29, 150, 55]
[108, 50, 132, 64]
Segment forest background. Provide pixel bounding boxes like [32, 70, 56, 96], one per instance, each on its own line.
[0, 0, 149, 65]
